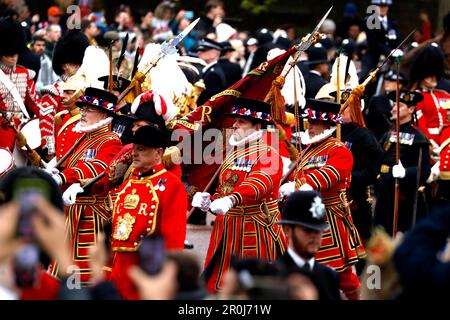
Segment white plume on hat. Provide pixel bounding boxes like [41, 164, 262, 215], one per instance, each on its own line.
[316, 53, 359, 100]
[267, 48, 306, 108]
[74, 45, 110, 90]
[216, 23, 237, 42]
[130, 90, 176, 124]
[137, 43, 190, 123]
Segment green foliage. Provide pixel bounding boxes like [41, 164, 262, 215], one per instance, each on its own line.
[240, 0, 278, 15]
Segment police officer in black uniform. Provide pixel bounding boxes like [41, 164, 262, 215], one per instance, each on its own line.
[374, 90, 431, 235]
[196, 38, 228, 105]
[361, 0, 401, 80]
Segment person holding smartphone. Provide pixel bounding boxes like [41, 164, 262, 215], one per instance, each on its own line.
[108, 125, 187, 299]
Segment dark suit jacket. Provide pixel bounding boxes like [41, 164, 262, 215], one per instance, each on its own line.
[277, 253, 341, 300]
[197, 62, 228, 105]
[304, 71, 326, 100]
[361, 16, 401, 75]
[217, 58, 242, 87]
[365, 94, 393, 141]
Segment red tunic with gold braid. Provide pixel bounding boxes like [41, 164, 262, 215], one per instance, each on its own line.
[293, 137, 365, 271]
[108, 164, 187, 299]
[54, 109, 82, 166]
[49, 125, 122, 285]
[0, 64, 42, 150]
[204, 139, 287, 293]
[416, 89, 450, 148]
[39, 82, 64, 154]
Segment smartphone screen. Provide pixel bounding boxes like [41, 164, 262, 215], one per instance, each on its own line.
[139, 235, 165, 275]
[13, 178, 51, 241]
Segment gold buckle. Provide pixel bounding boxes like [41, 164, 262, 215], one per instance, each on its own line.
[380, 165, 390, 173]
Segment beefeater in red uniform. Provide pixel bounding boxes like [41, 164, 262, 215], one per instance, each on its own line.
[279, 99, 365, 300]
[48, 87, 122, 285]
[108, 125, 187, 299]
[192, 97, 287, 293]
[0, 17, 43, 151]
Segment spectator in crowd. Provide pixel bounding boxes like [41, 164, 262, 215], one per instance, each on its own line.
[81, 19, 100, 45]
[44, 24, 61, 59]
[30, 34, 57, 92]
[196, 0, 225, 41]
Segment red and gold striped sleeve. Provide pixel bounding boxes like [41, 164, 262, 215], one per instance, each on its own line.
[229, 148, 282, 206]
[58, 136, 123, 186]
[301, 145, 353, 192]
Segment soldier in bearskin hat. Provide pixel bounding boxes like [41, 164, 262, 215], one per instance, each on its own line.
[192, 97, 287, 293]
[39, 30, 89, 158]
[374, 90, 431, 234]
[279, 98, 365, 300]
[0, 17, 43, 151]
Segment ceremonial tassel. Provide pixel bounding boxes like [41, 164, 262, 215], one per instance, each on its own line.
[264, 76, 287, 124]
[341, 85, 366, 128]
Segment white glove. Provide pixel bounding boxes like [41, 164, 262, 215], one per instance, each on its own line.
[426, 161, 440, 183]
[191, 192, 211, 212]
[52, 174, 62, 186]
[299, 183, 314, 191]
[392, 160, 406, 179]
[43, 166, 59, 175]
[209, 196, 234, 215]
[62, 183, 84, 206]
[278, 181, 296, 200]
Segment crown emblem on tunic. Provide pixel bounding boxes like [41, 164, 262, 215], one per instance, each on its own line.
[124, 189, 140, 209]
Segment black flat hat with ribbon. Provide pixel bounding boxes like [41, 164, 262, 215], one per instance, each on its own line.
[75, 87, 118, 116]
[226, 97, 273, 124]
[132, 125, 168, 149]
[302, 98, 343, 124]
[387, 89, 424, 106]
[98, 75, 131, 94]
[278, 190, 329, 232]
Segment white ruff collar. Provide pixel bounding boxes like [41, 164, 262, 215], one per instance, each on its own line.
[297, 127, 337, 145]
[73, 117, 113, 133]
[229, 130, 263, 147]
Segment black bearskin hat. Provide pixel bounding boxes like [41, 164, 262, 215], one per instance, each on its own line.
[52, 30, 90, 76]
[0, 17, 26, 56]
[409, 44, 445, 85]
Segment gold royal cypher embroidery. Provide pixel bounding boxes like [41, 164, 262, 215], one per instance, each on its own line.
[113, 213, 136, 241]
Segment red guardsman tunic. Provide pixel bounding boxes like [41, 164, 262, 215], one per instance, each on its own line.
[204, 139, 287, 293]
[108, 163, 187, 299]
[54, 109, 82, 166]
[0, 64, 42, 150]
[39, 82, 64, 154]
[416, 89, 450, 148]
[49, 125, 122, 285]
[293, 136, 365, 271]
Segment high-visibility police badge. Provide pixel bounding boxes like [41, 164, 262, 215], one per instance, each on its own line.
[113, 213, 136, 241]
